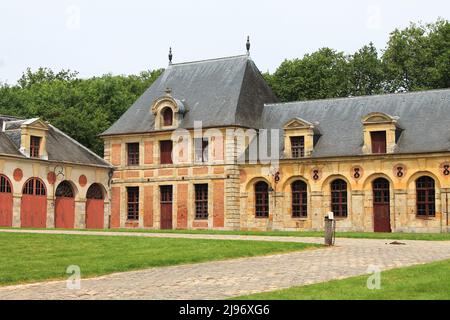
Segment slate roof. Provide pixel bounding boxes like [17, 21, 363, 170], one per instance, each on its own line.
[0, 117, 112, 168]
[261, 89, 450, 158]
[101, 55, 279, 136]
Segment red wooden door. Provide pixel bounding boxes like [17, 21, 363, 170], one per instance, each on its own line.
[373, 178, 391, 233]
[160, 186, 173, 229]
[54, 181, 75, 229]
[371, 131, 387, 154]
[21, 178, 47, 228]
[85, 184, 105, 229]
[55, 198, 75, 229]
[0, 175, 13, 227]
[86, 199, 104, 229]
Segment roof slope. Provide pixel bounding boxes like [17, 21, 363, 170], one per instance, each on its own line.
[0, 117, 111, 167]
[262, 89, 450, 158]
[102, 55, 278, 136]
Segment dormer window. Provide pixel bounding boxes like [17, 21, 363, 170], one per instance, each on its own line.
[283, 118, 320, 159]
[151, 90, 186, 130]
[370, 131, 387, 154]
[162, 108, 173, 127]
[362, 112, 401, 155]
[30, 136, 41, 158]
[290, 136, 305, 158]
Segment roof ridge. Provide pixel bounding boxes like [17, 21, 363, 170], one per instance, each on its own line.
[265, 88, 450, 107]
[169, 54, 248, 67]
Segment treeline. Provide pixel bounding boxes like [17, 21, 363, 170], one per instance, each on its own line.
[0, 19, 448, 156]
[264, 19, 449, 101]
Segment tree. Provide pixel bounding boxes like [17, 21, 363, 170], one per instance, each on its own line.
[348, 43, 384, 96]
[382, 18, 450, 92]
[268, 48, 351, 102]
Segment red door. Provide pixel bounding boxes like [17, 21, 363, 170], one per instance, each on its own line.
[0, 175, 13, 227]
[85, 184, 104, 229]
[373, 178, 391, 233]
[55, 181, 75, 229]
[160, 186, 173, 229]
[21, 178, 47, 228]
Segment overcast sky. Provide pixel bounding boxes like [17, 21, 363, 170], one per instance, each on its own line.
[0, 0, 448, 83]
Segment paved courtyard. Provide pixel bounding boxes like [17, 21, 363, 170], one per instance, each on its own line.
[1, 229, 450, 299]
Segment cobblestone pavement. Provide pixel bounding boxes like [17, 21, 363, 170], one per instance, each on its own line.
[1, 229, 450, 300]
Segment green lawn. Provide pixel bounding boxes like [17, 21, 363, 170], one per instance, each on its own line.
[234, 259, 450, 300]
[0, 232, 318, 286]
[7, 227, 448, 241]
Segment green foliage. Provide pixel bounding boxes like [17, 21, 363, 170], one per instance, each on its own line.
[0, 68, 163, 155]
[267, 18, 449, 102]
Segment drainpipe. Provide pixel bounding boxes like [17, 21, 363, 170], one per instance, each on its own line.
[446, 192, 449, 233]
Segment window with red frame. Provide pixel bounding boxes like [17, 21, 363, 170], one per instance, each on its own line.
[127, 143, 140, 166]
[255, 181, 269, 218]
[195, 184, 208, 219]
[331, 179, 347, 217]
[30, 136, 41, 158]
[127, 187, 139, 220]
[291, 136, 305, 158]
[0, 175, 11, 193]
[416, 176, 435, 217]
[160, 140, 173, 164]
[370, 131, 387, 154]
[194, 138, 209, 163]
[162, 108, 173, 126]
[292, 180, 307, 218]
[22, 178, 46, 196]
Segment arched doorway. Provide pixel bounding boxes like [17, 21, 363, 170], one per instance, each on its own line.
[85, 184, 105, 229]
[372, 178, 391, 233]
[21, 178, 47, 228]
[0, 175, 13, 227]
[55, 181, 75, 229]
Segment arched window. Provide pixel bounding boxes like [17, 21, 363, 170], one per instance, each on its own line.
[23, 178, 46, 196]
[87, 184, 104, 200]
[55, 181, 74, 198]
[162, 108, 173, 126]
[416, 176, 435, 217]
[292, 180, 307, 217]
[331, 179, 347, 218]
[255, 181, 269, 218]
[0, 175, 12, 193]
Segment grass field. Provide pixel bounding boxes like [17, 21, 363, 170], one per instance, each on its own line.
[5, 227, 448, 241]
[0, 232, 318, 286]
[234, 259, 450, 300]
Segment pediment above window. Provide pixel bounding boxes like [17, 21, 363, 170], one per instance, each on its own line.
[362, 112, 398, 125]
[284, 117, 315, 130]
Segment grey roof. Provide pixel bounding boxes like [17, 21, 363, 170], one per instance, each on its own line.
[101, 55, 279, 136]
[261, 89, 450, 158]
[0, 116, 111, 168]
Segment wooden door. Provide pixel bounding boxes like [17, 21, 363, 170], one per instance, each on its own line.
[371, 131, 387, 154]
[373, 178, 391, 233]
[86, 184, 105, 229]
[21, 178, 47, 228]
[0, 175, 13, 227]
[55, 181, 75, 229]
[160, 186, 173, 229]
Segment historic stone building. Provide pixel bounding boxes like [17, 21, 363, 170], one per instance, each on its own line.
[0, 116, 112, 229]
[101, 53, 450, 233]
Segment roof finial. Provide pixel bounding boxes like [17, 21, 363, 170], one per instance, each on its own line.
[246, 36, 250, 55]
[168, 47, 173, 65]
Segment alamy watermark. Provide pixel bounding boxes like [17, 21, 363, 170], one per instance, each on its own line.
[66, 265, 81, 290]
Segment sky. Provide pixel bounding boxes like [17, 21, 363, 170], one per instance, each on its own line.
[0, 0, 448, 84]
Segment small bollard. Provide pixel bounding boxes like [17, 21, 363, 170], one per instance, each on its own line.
[324, 212, 335, 246]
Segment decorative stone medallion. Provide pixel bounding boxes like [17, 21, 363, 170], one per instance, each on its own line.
[47, 172, 56, 185]
[311, 168, 322, 181]
[393, 164, 407, 179]
[440, 163, 450, 177]
[351, 166, 364, 180]
[79, 175, 88, 187]
[13, 168, 23, 182]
